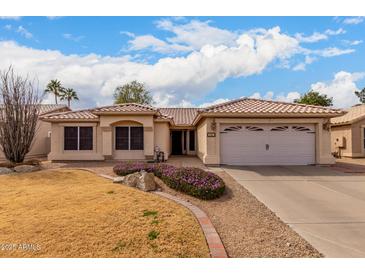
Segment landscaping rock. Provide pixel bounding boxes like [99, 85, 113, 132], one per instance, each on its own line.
[0, 167, 14, 175]
[123, 172, 140, 187]
[13, 165, 40, 173]
[136, 170, 156, 192]
[113, 176, 125, 184]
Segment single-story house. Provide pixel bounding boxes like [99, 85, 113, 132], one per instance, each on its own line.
[331, 104, 365, 158]
[41, 98, 345, 165]
[0, 104, 70, 161]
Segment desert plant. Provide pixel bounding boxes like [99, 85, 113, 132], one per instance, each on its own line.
[0, 67, 42, 163]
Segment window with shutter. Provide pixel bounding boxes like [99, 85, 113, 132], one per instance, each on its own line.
[130, 127, 144, 150]
[115, 127, 129, 150]
[64, 127, 78, 150]
[79, 127, 93, 150]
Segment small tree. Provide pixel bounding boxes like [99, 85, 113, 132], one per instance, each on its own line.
[113, 80, 153, 105]
[0, 67, 42, 163]
[355, 88, 365, 104]
[44, 79, 63, 104]
[294, 90, 333, 106]
[60, 88, 79, 107]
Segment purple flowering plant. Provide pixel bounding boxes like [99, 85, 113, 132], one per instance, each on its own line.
[113, 162, 225, 200]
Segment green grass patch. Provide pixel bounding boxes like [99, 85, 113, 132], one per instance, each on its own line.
[148, 230, 160, 240]
[143, 210, 158, 217]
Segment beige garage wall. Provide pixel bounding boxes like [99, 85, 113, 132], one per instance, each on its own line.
[351, 120, 365, 156]
[0, 120, 52, 162]
[197, 117, 335, 165]
[331, 125, 353, 157]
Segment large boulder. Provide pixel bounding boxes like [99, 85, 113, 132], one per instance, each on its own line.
[0, 167, 14, 175]
[136, 170, 156, 192]
[123, 172, 140, 187]
[13, 165, 40, 173]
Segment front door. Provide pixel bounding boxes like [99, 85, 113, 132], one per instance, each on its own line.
[171, 131, 182, 155]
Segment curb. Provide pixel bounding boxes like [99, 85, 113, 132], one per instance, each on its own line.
[98, 173, 228, 258]
[154, 191, 228, 258]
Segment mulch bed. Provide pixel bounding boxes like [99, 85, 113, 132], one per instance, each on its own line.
[157, 170, 322, 258]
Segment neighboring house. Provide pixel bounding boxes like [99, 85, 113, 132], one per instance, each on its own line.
[331, 104, 365, 158]
[41, 98, 345, 165]
[0, 104, 70, 161]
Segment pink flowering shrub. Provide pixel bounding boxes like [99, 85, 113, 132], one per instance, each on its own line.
[113, 162, 225, 200]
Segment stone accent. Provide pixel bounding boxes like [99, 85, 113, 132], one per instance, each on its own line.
[136, 171, 156, 191]
[112, 171, 157, 191]
[123, 172, 140, 187]
[13, 165, 40, 173]
[113, 176, 125, 183]
[0, 167, 14, 175]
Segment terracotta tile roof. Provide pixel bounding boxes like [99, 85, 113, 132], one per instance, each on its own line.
[331, 104, 365, 125]
[200, 98, 345, 116]
[92, 103, 157, 113]
[42, 109, 99, 121]
[38, 104, 69, 115]
[159, 108, 200, 126]
[0, 104, 69, 116]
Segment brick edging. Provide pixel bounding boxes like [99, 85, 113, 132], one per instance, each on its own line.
[154, 191, 228, 258]
[98, 173, 227, 258]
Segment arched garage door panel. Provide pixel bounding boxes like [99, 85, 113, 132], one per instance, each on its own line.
[220, 124, 315, 165]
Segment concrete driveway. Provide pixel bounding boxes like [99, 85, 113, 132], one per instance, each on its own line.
[220, 165, 365, 258]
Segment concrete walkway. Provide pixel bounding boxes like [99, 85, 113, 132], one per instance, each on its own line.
[220, 165, 365, 258]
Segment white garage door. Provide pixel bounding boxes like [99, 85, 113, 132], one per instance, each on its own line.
[220, 124, 315, 165]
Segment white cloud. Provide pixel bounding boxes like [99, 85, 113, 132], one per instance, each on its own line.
[4, 24, 12, 30]
[63, 33, 85, 42]
[324, 28, 346, 35]
[120, 31, 135, 38]
[311, 71, 365, 108]
[293, 55, 316, 71]
[343, 39, 363, 46]
[156, 19, 238, 49]
[16, 26, 33, 39]
[295, 32, 327, 43]
[249, 91, 301, 102]
[316, 47, 355, 57]
[0, 27, 300, 108]
[198, 98, 230, 108]
[295, 28, 345, 43]
[343, 17, 364, 25]
[128, 34, 192, 53]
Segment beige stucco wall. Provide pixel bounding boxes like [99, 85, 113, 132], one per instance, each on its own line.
[196, 120, 207, 162]
[47, 122, 104, 161]
[48, 114, 159, 161]
[0, 120, 52, 161]
[154, 122, 170, 160]
[197, 117, 335, 165]
[331, 119, 365, 158]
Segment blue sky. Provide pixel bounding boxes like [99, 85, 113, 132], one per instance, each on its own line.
[0, 16, 364, 109]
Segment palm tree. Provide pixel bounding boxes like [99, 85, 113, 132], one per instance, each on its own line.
[60, 88, 79, 107]
[44, 79, 63, 104]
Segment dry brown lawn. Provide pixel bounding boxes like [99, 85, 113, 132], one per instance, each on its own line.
[0, 169, 209, 258]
